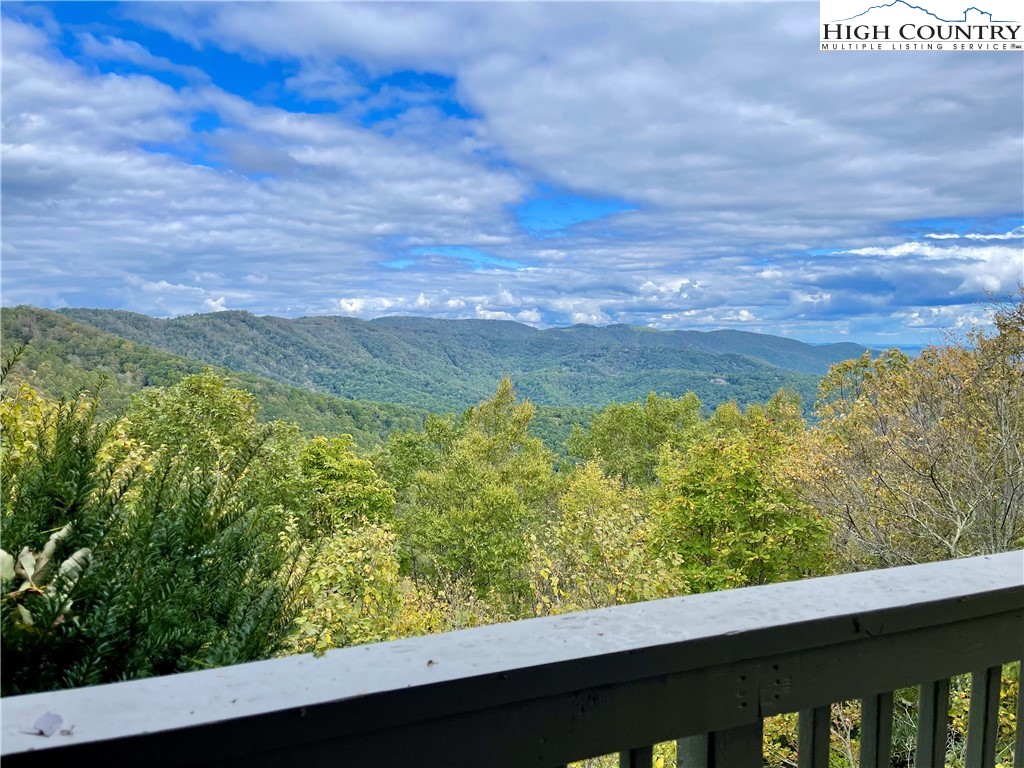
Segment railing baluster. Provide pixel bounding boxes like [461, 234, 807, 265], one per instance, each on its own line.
[860, 691, 894, 768]
[798, 705, 830, 768]
[1016, 668, 1023, 768]
[676, 722, 763, 767]
[713, 722, 764, 767]
[965, 666, 1001, 768]
[619, 744, 654, 768]
[677, 733, 710, 767]
[915, 678, 950, 768]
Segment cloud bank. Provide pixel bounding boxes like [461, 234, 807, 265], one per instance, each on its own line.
[2, 3, 1021, 344]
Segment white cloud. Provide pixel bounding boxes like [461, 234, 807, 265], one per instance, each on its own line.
[965, 226, 1024, 240]
[203, 296, 228, 312]
[142, 280, 202, 294]
[925, 226, 1024, 241]
[638, 277, 690, 295]
[78, 33, 209, 83]
[495, 286, 516, 305]
[794, 291, 831, 305]
[897, 305, 993, 333]
[284, 61, 364, 102]
[337, 298, 365, 314]
[570, 310, 611, 325]
[724, 309, 755, 322]
[475, 304, 515, 321]
[844, 241, 1022, 264]
[958, 272, 1007, 294]
[1, 6, 1021, 346]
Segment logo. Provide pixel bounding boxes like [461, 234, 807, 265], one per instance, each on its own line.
[820, 0, 1022, 51]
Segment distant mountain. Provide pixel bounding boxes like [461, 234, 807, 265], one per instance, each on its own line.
[53, 307, 871, 412]
[0, 306, 427, 449]
[1, 307, 598, 452]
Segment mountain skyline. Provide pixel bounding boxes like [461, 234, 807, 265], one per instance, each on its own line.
[2, 2, 1021, 346]
[42, 305, 861, 413]
[833, 0, 1020, 23]
[4, 304, 873, 453]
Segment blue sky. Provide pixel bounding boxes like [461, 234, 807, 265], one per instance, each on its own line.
[2, 2, 1021, 345]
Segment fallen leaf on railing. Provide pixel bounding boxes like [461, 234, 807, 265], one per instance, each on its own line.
[25, 712, 63, 737]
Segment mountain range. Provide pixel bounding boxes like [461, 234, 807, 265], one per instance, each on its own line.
[2, 306, 872, 449]
[54, 308, 868, 410]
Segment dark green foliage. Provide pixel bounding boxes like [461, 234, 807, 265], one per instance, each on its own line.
[0, 372, 304, 694]
[0, 394, 107, 555]
[529, 405, 596, 455]
[53, 307, 860, 413]
[58, 438, 298, 685]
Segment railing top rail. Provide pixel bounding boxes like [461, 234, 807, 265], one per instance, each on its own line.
[3, 551, 1022, 760]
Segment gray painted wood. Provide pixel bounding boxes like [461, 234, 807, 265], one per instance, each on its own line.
[620, 744, 654, 768]
[965, 666, 1001, 768]
[676, 734, 710, 768]
[1, 551, 1020, 768]
[712, 722, 763, 767]
[798, 706, 830, 768]
[915, 678, 949, 768]
[860, 691, 894, 768]
[676, 724, 762, 768]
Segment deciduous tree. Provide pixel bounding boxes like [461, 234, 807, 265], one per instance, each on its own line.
[569, 392, 703, 485]
[398, 378, 557, 615]
[805, 299, 1024, 567]
[654, 393, 830, 592]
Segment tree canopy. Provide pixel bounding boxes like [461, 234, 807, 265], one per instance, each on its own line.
[2, 299, 1021, 767]
[804, 299, 1024, 567]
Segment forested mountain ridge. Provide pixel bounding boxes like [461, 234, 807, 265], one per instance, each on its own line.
[1, 306, 594, 451]
[55, 307, 867, 411]
[0, 306, 427, 448]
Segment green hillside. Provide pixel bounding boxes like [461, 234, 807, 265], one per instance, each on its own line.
[55, 307, 861, 412]
[1, 307, 596, 452]
[1, 307, 427, 449]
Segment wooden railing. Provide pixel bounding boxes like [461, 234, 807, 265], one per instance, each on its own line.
[2, 551, 1022, 767]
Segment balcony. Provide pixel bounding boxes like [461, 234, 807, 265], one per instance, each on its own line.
[2, 551, 1021, 767]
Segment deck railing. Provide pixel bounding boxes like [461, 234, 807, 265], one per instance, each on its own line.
[2, 551, 1022, 767]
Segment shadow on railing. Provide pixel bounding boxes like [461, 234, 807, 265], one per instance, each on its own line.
[2, 551, 1022, 767]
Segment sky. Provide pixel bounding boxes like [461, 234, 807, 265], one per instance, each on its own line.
[1, 1, 1022, 346]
